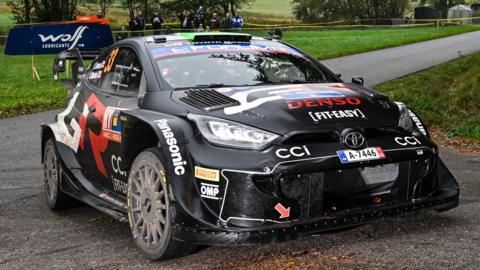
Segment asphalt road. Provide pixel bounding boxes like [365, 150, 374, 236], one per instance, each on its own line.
[2, 32, 480, 269]
[323, 30, 480, 87]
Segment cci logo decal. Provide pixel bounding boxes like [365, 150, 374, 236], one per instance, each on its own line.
[111, 155, 127, 176]
[276, 146, 311, 159]
[200, 183, 220, 200]
[395, 136, 421, 146]
[38, 26, 88, 50]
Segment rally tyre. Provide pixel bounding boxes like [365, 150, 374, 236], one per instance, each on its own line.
[42, 139, 78, 209]
[127, 148, 196, 260]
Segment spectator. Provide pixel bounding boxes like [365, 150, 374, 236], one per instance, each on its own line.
[210, 12, 221, 30]
[197, 24, 205, 32]
[232, 12, 244, 30]
[179, 10, 193, 29]
[151, 11, 164, 35]
[137, 10, 146, 32]
[96, 10, 104, 19]
[194, 6, 206, 28]
[129, 11, 143, 37]
[223, 13, 232, 30]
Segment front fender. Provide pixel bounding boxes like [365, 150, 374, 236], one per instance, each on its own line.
[122, 109, 221, 229]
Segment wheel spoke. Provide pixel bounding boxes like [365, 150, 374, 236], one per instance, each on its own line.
[144, 166, 150, 185]
[156, 222, 163, 238]
[152, 223, 159, 245]
[155, 190, 165, 202]
[158, 214, 166, 224]
[135, 216, 144, 228]
[141, 222, 146, 237]
[149, 169, 156, 188]
[158, 203, 166, 210]
[133, 178, 142, 192]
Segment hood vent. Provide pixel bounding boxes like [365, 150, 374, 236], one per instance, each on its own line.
[180, 89, 240, 112]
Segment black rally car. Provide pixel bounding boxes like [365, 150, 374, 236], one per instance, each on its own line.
[42, 32, 459, 260]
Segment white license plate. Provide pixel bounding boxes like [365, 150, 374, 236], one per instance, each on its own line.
[337, 147, 386, 164]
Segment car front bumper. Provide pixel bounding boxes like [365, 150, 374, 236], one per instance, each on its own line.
[170, 141, 459, 245]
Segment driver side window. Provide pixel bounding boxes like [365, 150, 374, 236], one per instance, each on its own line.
[89, 46, 143, 97]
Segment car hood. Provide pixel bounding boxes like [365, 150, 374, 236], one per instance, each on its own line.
[171, 83, 400, 135]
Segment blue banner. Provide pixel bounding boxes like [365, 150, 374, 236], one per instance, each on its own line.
[5, 21, 114, 55]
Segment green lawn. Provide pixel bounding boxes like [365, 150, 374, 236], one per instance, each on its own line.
[376, 52, 480, 141]
[241, 0, 293, 17]
[0, 52, 66, 118]
[1, 26, 480, 118]
[281, 25, 480, 60]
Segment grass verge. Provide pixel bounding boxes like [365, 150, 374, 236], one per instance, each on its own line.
[0, 52, 66, 118]
[1, 25, 480, 119]
[281, 25, 480, 60]
[376, 52, 480, 142]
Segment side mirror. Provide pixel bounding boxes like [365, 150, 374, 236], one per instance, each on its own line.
[53, 59, 66, 81]
[352, 77, 364, 86]
[336, 73, 342, 78]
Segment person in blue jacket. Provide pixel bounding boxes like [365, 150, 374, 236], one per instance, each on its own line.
[232, 12, 244, 30]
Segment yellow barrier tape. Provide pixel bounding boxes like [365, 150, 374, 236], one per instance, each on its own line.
[4, 16, 480, 28]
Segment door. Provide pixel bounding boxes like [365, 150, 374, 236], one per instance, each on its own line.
[80, 46, 145, 196]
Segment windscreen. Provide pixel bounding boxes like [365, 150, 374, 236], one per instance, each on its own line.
[151, 43, 335, 89]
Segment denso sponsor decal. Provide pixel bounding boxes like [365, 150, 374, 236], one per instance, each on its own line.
[287, 97, 361, 109]
[199, 182, 220, 200]
[308, 109, 366, 122]
[223, 84, 353, 115]
[155, 119, 187, 176]
[195, 166, 220, 182]
[276, 145, 311, 159]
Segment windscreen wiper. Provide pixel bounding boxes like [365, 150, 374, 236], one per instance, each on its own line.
[175, 83, 237, 90]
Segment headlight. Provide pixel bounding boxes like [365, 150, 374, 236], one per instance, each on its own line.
[187, 114, 279, 150]
[395, 102, 414, 133]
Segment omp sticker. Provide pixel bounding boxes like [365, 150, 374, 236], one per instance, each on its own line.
[200, 182, 220, 200]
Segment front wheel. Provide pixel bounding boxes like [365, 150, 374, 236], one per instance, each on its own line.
[127, 148, 196, 260]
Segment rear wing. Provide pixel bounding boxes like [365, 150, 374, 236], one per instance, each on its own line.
[53, 48, 104, 89]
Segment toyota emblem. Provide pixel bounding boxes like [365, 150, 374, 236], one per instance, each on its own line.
[342, 130, 366, 150]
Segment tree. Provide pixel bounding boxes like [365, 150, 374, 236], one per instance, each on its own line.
[86, 0, 115, 16]
[8, 0, 82, 22]
[7, 0, 32, 23]
[292, 0, 410, 23]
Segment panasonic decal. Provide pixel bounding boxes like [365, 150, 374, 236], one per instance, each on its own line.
[155, 119, 187, 176]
